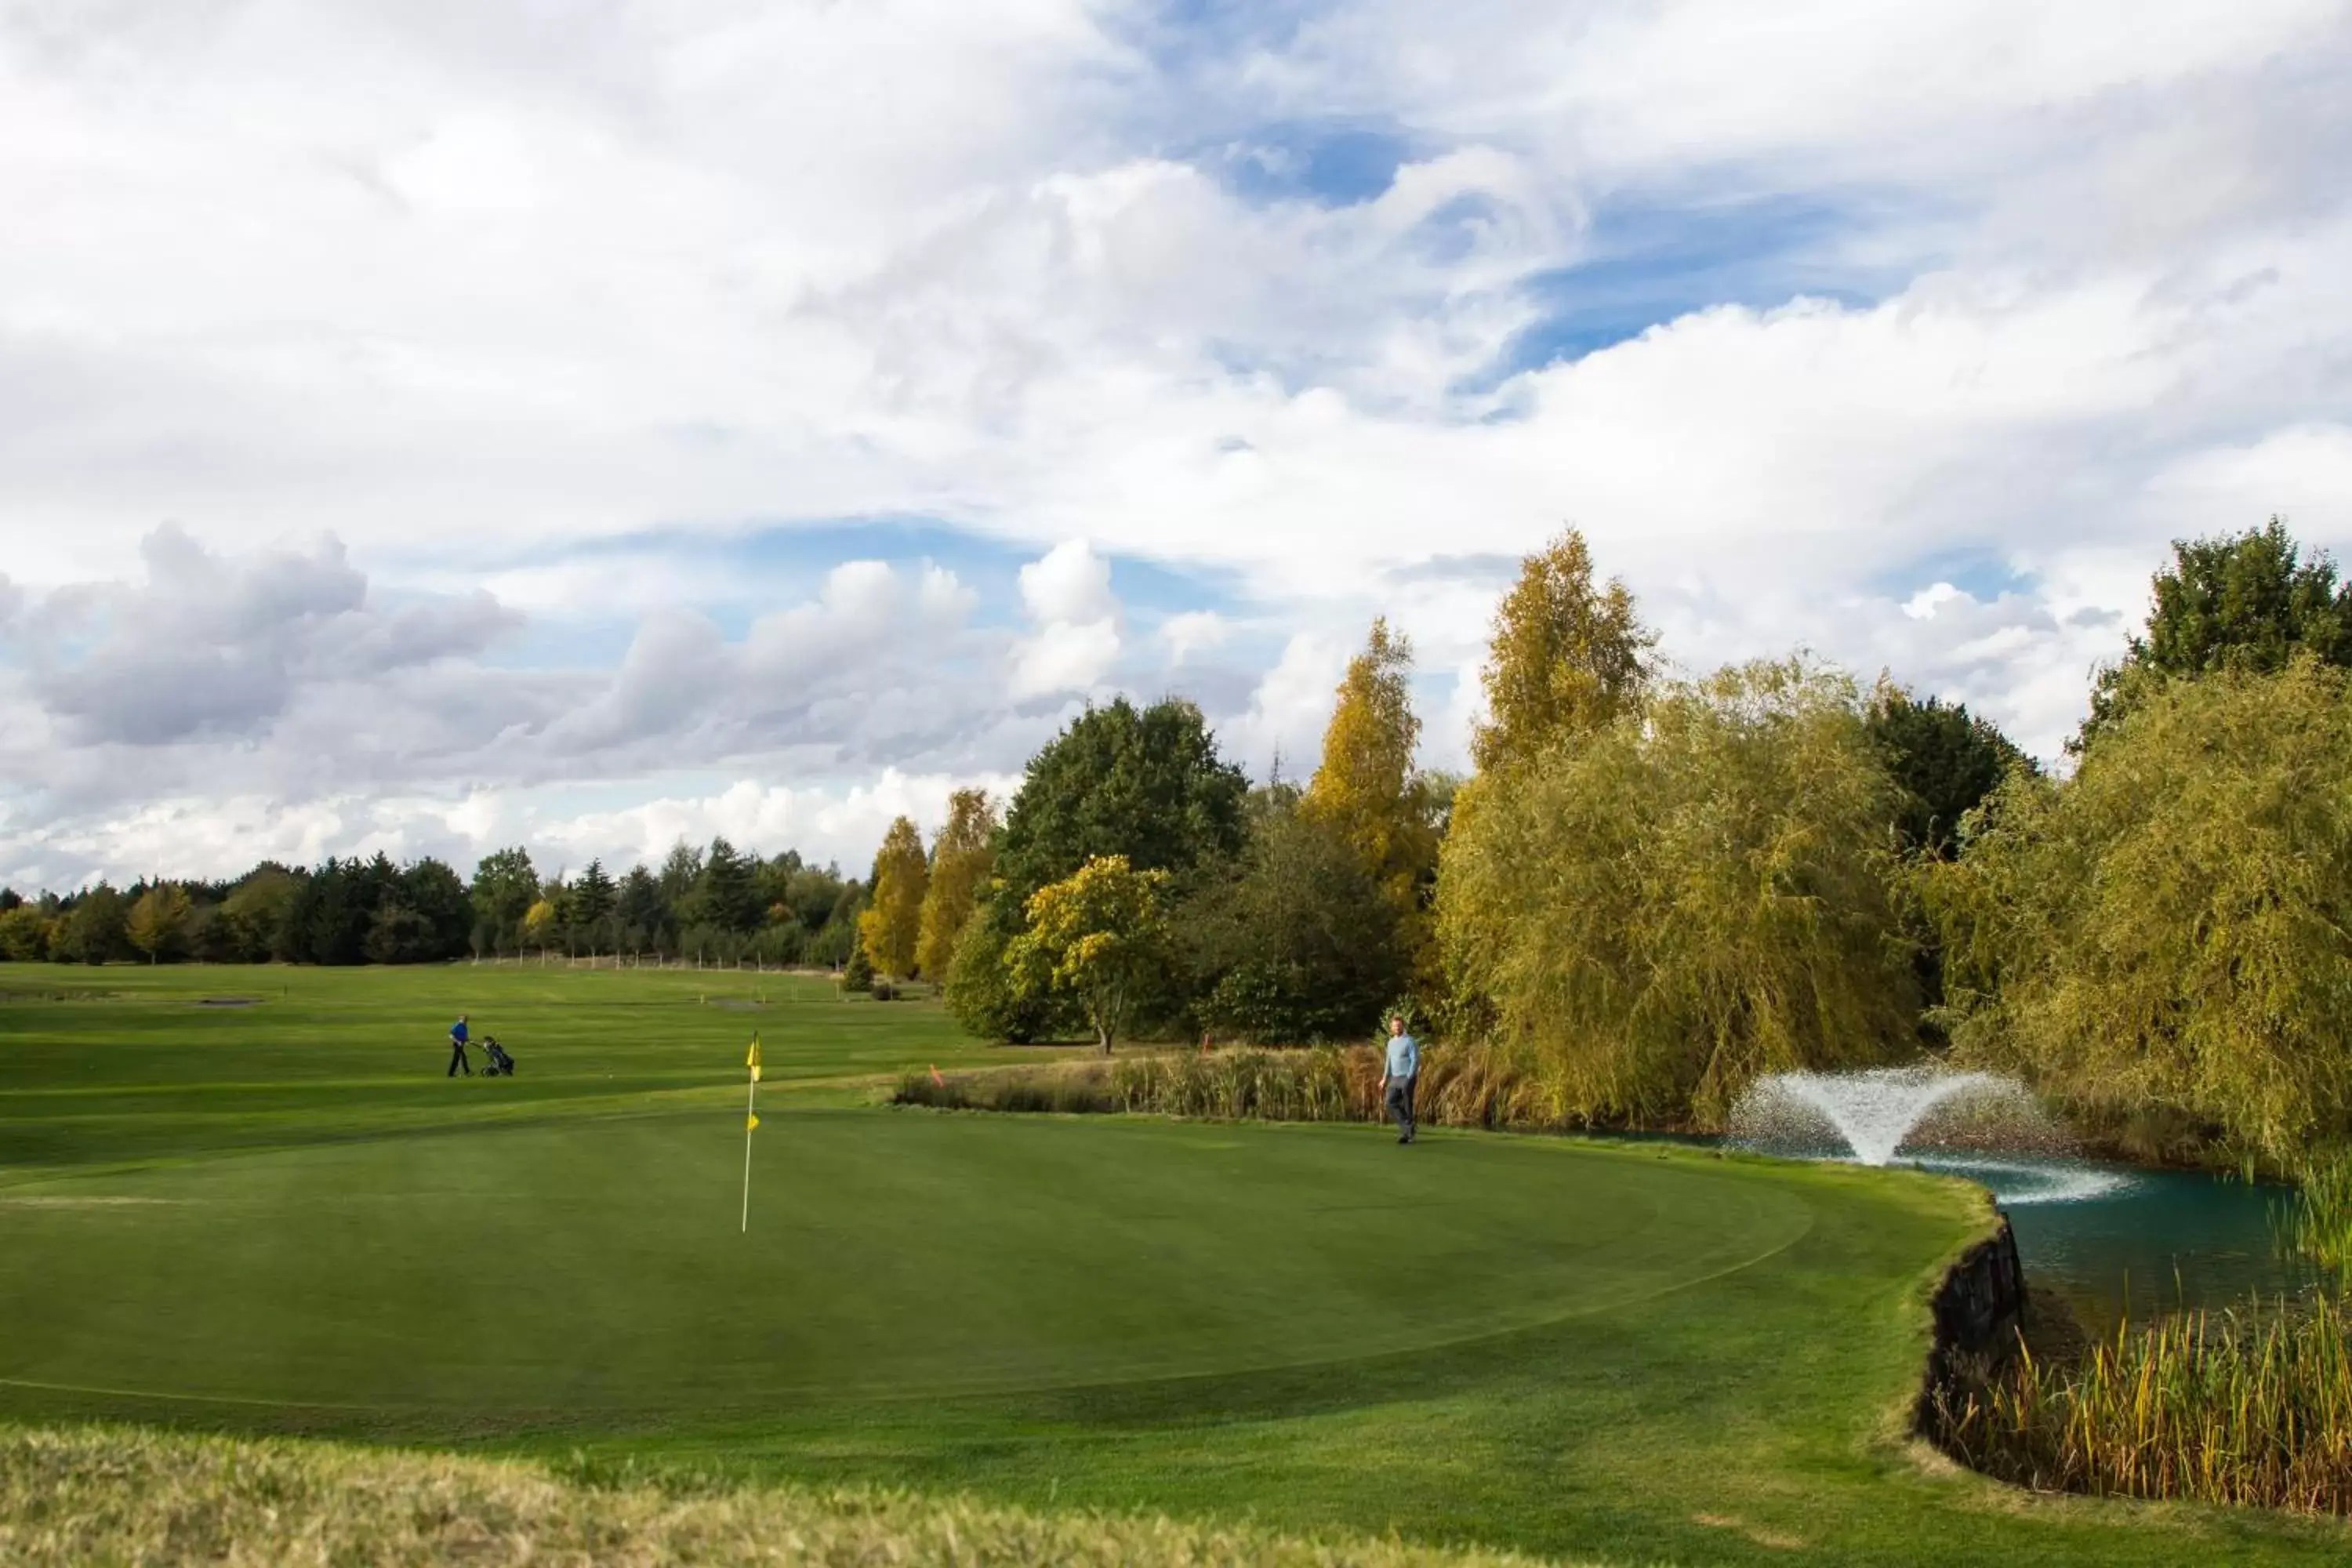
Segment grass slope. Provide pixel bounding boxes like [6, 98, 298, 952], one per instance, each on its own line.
[3, 963, 2347, 1566]
[0, 1423, 1566, 1567]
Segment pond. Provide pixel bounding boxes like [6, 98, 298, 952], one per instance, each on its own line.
[1592, 1131, 2327, 1327]
[1915, 1154, 2328, 1329]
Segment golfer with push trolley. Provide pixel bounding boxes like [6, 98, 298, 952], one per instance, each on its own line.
[447, 1013, 472, 1077]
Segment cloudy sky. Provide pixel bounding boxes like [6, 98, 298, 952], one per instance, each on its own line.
[4, 1, 2350, 891]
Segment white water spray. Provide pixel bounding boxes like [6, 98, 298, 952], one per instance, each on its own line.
[1729, 1066, 2051, 1165]
[1729, 1066, 2133, 1204]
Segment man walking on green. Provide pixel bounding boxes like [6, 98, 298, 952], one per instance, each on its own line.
[1379, 1015, 1418, 1145]
[447, 1013, 472, 1077]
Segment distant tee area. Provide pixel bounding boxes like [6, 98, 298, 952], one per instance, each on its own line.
[2, 964, 2345, 1567]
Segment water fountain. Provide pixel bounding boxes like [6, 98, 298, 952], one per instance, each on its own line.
[1728, 1065, 2125, 1204]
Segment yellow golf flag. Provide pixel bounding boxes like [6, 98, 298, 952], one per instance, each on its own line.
[741, 1033, 762, 1232]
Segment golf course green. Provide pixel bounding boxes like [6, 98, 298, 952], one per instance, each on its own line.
[3, 963, 2347, 1566]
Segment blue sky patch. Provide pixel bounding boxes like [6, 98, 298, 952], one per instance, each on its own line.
[1475, 188, 1929, 387]
[1218, 122, 1418, 208]
[1874, 546, 2035, 604]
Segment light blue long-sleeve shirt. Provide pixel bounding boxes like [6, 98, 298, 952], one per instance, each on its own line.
[1383, 1032, 1418, 1080]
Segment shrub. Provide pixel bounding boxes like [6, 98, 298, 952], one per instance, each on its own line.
[944, 895, 1072, 1044]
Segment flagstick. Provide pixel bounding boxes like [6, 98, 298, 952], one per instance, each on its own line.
[741, 1071, 757, 1232]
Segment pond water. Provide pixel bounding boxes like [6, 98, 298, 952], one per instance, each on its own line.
[1915, 1154, 2328, 1328]
[1591, 1131, 2327, 1327]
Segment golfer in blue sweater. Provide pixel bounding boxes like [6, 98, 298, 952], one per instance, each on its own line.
[447, 1014, 472, 1077]
[1380, 1016, 1419, 1144]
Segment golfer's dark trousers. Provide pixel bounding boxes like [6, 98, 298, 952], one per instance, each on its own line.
[448, 1041, 471, 1076]
[1385, 1076, 1417, 1141]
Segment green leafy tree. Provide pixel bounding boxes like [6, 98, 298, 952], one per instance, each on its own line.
[364, 899, 432, 964]
[1864, 684, 2033, 859]
[2082, 518, 2352, 750]
[994, 698, 1249, 906]
[1007, 856, 1171, 1054]
[54, 884, 129, 966]
[126, 883, 192, 964]
[1439, 659, 1918, 1127]
[1469, 527, 1654, 775]
[856, 817, 929, 980]
[220, 866, 301, 961]
[946, 893, 1072, 1043]
[401, 858, 472, 961]
[470, 848, 539, 953]
[1187, 792, 1400, 1044]
[1930, 658, 2352, 1163]
[916, 789, 997, 982]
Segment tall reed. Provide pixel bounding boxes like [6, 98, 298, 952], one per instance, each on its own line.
[1933, 1293, 2352, 1514]
[2290, 1147, 2352, 1272]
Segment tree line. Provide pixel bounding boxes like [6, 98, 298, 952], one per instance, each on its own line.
[0, 837, 868, 971]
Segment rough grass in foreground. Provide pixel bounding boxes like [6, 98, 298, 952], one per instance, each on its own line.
[0, 1424, 1576, 1568]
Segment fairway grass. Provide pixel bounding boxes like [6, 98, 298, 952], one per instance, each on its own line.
[5, 963, 2350, 1566]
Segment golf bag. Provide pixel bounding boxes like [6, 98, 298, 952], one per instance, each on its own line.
[481, 1036, 516, 1076]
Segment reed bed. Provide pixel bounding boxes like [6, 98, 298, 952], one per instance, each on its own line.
[892, 1061, 1120, 1114]
[1932, 1292, 2352, 1515]
[895, 1042, 1555, 1131]
[1107, 1042, 1550, 1129]
[2290, 1148, 2352, 1272]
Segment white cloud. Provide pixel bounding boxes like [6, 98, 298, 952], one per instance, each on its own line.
[1160, 609, 1229, 664]
[1224, 632, 1352, 783]
[1010, 539, 1122, 697]
[2, 1, 2349, 879]
[1018, 539, 1116, 625]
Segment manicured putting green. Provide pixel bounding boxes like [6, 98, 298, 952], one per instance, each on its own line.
[0, 1112, 1806, 1417]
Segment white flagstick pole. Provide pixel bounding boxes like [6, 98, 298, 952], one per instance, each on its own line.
[741, 1070, 757, 1232]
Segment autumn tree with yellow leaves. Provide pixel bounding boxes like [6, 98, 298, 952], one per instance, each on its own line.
[1469, 527, 1654, 775]
[857, 816, 929, 980]
[1303, 618, 1440, 985]
[916, 789, 997, 982]
[1007, 855, 1171, 1054]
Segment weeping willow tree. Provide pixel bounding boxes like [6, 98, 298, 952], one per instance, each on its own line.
[1928, 659, 2352, 1165]
[1437, 658, 1919, 1127]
